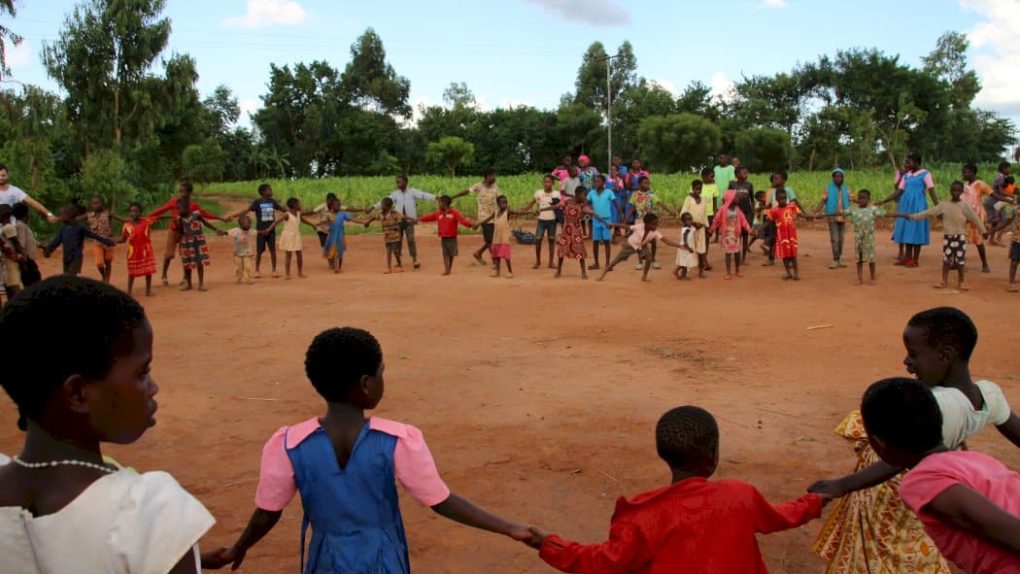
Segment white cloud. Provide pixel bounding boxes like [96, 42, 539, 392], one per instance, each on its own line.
[709, 71, 736, 104]
[521, 0, 631, 26]
[5, 39, 32, 72]
[649, 79, 679, 97]
[962, 0, 1020, 115]
[761, 0, 787, 7]
[222, 0, 308, 29]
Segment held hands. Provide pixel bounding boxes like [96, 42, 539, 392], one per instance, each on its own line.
[525, 526, 549, 550]
[46, 214, 59, 224]
[200, 547, 242, 570]
[807, 478, 849, 499]
[217, 230, 228, 237]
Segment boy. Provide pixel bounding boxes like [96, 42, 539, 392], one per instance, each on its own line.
[530, 406, 825, 573]
[898, 181, 985, 291]
[228, 183, 286, 278]
[520, 174, 561, 269]
[362, 197, 407, 273]
[961, 163, 992, 273]
[450, 168, 500, 266]
[79, 196, 118, 283]
[598, 213, 682, 283]
[985, 161, 1011, 230]
[860, 378, 1020, 574]
[10, 203, 40, 287]
[1002, 206, 1020, 292]
[227, 214, 257, 285]
[148, 181, 223, 285]
[43, 205, 116, 276]
[0, 205, 24, 299]
[374, 174, 437, 269]
[586, 174, 620, 270]
[701, 167, 719, 242]
[845, 189, 891, 285]
[730, 166, 755, 263]
[418, 195, 474, 276]
[751, 190, 769, 255]
[312, 192, 338, 248]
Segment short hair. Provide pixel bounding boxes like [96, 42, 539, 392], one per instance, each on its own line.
[286, 197, 300, 209]
[128, 201, 143, 212]
[775, 188, 788, 198]
[642, 212, 659, 225]
[700, 167, 713, 177]
[326, 192, 338, 201]
[907, 307, 978, 361]
[861, 378, 943, 454]
[543, 174, 554, 182]
[754, 189, 766, 198]
[1006, 176, 1016, 185]
[858, 188, 871, 197]
[257, 183, 271, 195]
[655, 406, 719, 471]
[962, 163, 977, 174]
[0, 162, 7, 172]
[483, 168, 496, 178]
[305, 327, 382, 403]
[438, 195, 452, 205]
[594, 174, 606, 183]
[637, 176, 649, 185]
[0, 277, 147, 425]
[999, 161, 1011, 172]
[179, 181, 194, 193]
[11, 203, 28, 220]
[950, 180, 964, 191]
[691, 179, 703, 189]
[737, 165, 750, 174]
[61, 203, 79, 217]
[907, 152, 922, 164]
[396, 173, 408, 183]
[772, 170, 788, 182]
[381, 197, 394, 207]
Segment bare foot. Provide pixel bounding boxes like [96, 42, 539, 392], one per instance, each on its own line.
[581, 273, 588, 280]
[145, 290, 153, 297]
[505, 273, 514, 279]
[547, 263, 556, 269]
[642, 277, 652, 283]
[299, 274, 307, 279]
[285, 275, 292, 280]
[442, 271, 451, 276]
[554, 271, 562, 278]
[588, 264, 600, 270]
[473, 254, 486, 266]
[180, 284, 193, 292]
[160, 278, 169, 286]
[1008, 284, 1018, 292]
[933, 282, 947, 289]
[957, 282, 969, 292]
[532, 263, 541, 269]
[198, 286, 208, 292]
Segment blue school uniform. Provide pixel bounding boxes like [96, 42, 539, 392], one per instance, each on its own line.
[322, 211, 353, 259]
[892, 170, 932, 246]
[587, 189, 618, 241]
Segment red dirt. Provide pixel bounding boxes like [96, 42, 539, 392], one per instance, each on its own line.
[1, 223, 1017, 573]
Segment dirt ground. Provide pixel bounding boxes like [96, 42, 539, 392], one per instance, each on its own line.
[1, 220, 1018, 573]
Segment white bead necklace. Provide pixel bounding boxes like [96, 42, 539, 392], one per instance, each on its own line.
[11, 456, 116, 474]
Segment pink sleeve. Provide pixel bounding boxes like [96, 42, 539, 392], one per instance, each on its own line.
[393, 425, 451, 507]
[254, 427, 299, 511]
[899, 464, 959, 515]
[898, 177, 906, 191]
[923, 173, 935, 189]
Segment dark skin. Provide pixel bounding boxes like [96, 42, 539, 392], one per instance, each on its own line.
[0, 321, 231, 573]
[362, 203, 411, 272]
[682, 186, 710, 275]
[539, 195, 613, 280]
[598, 220, 684, 283]
[157, 186, 227, 285]
[117, 205, 172, 296]
[520, 177, 561, 269]
[675, 215, 699, 280]
[878, 156, 938, 265]
[847, 193, 897, 285]
[622, 179, 661, 267]
[426, 200, 473, 276]
[227, 189, 289, 275]
[772, 192, 810, 281]
[178, 203, 228, 292]
[260, 201, 318, 279]
[0, 212, 24, 299]
[961, 166, 991, 272]
[212, 361, 537, 570]
[896, 184, 985, 289]
[809, 325, 1020, 498]
[474, 198, 531, 278]
[449, 173, 498, 264]
[585, 179, 623, 270]
[77, 197, 120, 283]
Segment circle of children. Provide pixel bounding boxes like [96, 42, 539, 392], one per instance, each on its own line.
[0, 276, 1017, 573]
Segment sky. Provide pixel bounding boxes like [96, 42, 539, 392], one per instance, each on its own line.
[4, 0, 1020, 128]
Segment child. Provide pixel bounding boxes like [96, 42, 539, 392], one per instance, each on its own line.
[730, 166, 755, 262]
[474, 195, 530, 279]
[227, 214, 257, 285]
[860, 378, 1020, 574]
[43, 204, 116, 276]
[542, 188, 609, 280]
[751, 189, 769, 257]
[363, 197, 409, 274]
[811, 307, 1018, 574]
[10, 203, 40, 287]
[117, 202, 165, 296]
[1002, 207, 1019, 292]
[322, 198, 359, 274]
[844, 189, 889, 285]
[217, 327, 535, 572]
[990, 176, 1017, 246]
[675, 213, 700, 280]
[614, 166, 634, 239]
[586, 175, 621, 270]
[229, 183, 286, 278]
[709, 190, 753, 280]
[0, 276, 229, 572]
[598, 213, 682, 283]
[149, 181, 224, 286]
[417, 195, 474, 276]
[261, 197, 316, 280]
[700, 167, 720, 243]
[0, 205, 25, 300]
[177, 197, 226, 291]
[898, 181, 985, 291]
[770, 188, 805, 281]
[815, 168, 852, 269]
[529, 405, 825, 573]
[623, 177, 659, 269]
[520, 174, 561, 269]
[679, 181, 709, 274]
[960, 163, 992, 273]
[312, 192, 338, 249]
[79, 196, 118, 283]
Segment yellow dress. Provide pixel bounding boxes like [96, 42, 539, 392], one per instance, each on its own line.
[813, 411, 950, 573]
[278, 212, 302, 252]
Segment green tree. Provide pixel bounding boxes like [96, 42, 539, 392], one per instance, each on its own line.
[637, 114, 720, 173]
[426, 136, 474, 176]
[339, 28, 411, 118]
[0, 0, 23, 84]
[733, 128, 792, 172]
[573, 41, 638, 111]
[80, 149, 135, 206]
[181, 139, 227, 183]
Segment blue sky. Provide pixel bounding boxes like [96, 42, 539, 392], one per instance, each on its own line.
[5, 0, 1019, 127]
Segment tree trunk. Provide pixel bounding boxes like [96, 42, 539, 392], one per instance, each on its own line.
[114, 86, 121, 147]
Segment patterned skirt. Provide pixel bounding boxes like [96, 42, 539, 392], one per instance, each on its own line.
[942, 235, 966, 266]
[180, 233, 210, 269]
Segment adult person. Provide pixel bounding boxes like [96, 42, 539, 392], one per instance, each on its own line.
[451, 168, 500, 266]
[814, 168, 853, 269]
[373, 174, 436, 270]
[961, 163, 993, 273]
[879, 153, 938, 268]
[0, 164, 59, 224]
[713, 153, 735, 205]
[148, 181, 224, 286]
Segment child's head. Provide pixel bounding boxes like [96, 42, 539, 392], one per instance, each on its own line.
[905, 153, 922, 170]
[483, 168, 497, 185]
[326, 192, 338, 203]
[568, 165, 579, 178]
[691, 179, 703, 196]
[543, 174, 554, 190]
[701, 167, 715, 183]
[639, 176, 650, 191]
[238, 213, 252, 230]
[128, 202, 143, 220]
[642, 212, 659, 230]
[754, 190, 766, 204]
[286, 197, 301, 211]
[903, 307, 977, 386]
[680, 212, 693, 227]
[655, 406, 719, 478]
[578, 155, 590, 168]
[998, 161, 1011, 176]
[573, 187, 588, 202]
[775, 188, 788, 206]
[396, 174, 408, 190]
[861, 378, 943, 468]
[631, 158, 643, 170]
[730, 156, 741, 168]
[962, 163, 977, 181]
[0, 276, 154, 442]
[0, 205, 12, 224]
[258, 183, 273, 198]
[306, 327, 384, 408]
[59, 204, 77, 223]
[176, 197, 191, 215]
[610, 164, 620, 176]
[612, 155, 622, 166]
[90, 196, 105, 212]
[949, 181, 964, 201]
[716, 153, 729, 166]
[831, 167, 845, 186]
[381, 197, 394, 212]
[770, 170, 788, 187]
[594, 174, 606, 188]
[12, 202, 28, 222]
[178, 181, 194, 198]
[497, 195, 509, 210]
[561, 154, 573, 167]
[735, 166, 749, 181]
[438, 195, 452, 209]
[857, 189, 871, 207]
[1005, 176, 1016, 186]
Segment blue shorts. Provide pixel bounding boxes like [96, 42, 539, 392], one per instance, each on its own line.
[592, 220, 611, 242]
[536, 219, 557, 240]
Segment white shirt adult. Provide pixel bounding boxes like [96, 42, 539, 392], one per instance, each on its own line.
[0, 168, 59, 223]
[374, 187, 435, 219]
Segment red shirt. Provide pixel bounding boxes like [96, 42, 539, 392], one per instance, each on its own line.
[148, 198, 217, 232]
[540, 478, 822, 574]
[418, 208, 472, 238]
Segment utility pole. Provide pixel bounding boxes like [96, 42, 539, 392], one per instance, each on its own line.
[599, 55, 619, 173]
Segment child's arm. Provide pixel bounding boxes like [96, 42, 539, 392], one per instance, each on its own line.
[43, 231, 63, 258]
[995, 412, 1020, 447]
[83, 228, 117, 247]
[261, 217, 283, 235]
[360, 214, 378, 228]
[431, 494, 531, 542]
[751, 488, 826, 534]
[659, 237, 683, 249]
[198, 216, 228, 236]
[217, 508, 283, 570]
[474, 213, 495, 228]
[110, 212, 129, 224]
[528, 521, 651, 573]
[808, 461, 904, 498]
[923, 484, 1020, 555]
[591, 212, 611, 228]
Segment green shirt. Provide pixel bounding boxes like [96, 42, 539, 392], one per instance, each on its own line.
[714, 165, 735, 196]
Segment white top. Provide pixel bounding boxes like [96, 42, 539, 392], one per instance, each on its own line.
[373, 188, 436, 219]
[933, 380, 1012, 449]
[0, 457, 215, 574]
[0, 185, 28, 207]
[533, 189, 561, 221]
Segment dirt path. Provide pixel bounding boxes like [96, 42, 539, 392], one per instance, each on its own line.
[1, 225, 1017, 573]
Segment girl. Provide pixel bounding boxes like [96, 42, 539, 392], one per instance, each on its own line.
[845, 189, 892, 285]
[675, 213, 700, 280]
[623, 177, 659, 269]
[177, 197, 226, 292]
[362, 197, 408, 274]
[218, 327, 536, 572]
[475, 195, 529, 279]
[118, 202, 167, 297]
[322, 198, 358, 274]
[542, 189, 610, 280]
[0, 276, 230, 573]
[816, 168, 853, 269]
[880, 153, 938, 267]
[770, 188, 806, 281]
[680, 180, 710, 273]
[709, 190, 752, 280]
[263, 197, 315, 280]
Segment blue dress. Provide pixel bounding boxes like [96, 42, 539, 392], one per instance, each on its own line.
[323, 212, 353, 259]
[892, 170, 931, 246]
[287, 424, 410, 574]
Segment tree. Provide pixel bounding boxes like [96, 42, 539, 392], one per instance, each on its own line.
[0, 0, 23, 84]
[733, 128, 792, 173]
[339, 28, 411, 118]
[443, 82, 476, 109]
[203, 85, 240, 137]
[922, 31, 980, 109]
[181, 139, 227, 183]
[80, 149, 135, 206]
[426, 136, 474, 176]
[637, 114, 720, 173]
[573, 41, 638, 111]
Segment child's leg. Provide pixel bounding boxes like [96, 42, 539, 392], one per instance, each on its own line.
[394, 249, 403, 269]
[284, 251, 293, 278]
[336, 257, 344, 273]
[181, 268, 193, 290]
[782, 258, 793, 278]
[791, 256, 799, 279]
[725, 253, 732, 277]
[697, 255, 706, 278]
[268, 241, 278, 272]
[579, 258, 588, 279]
[443, 254, 452, 275]
[296, 251, 304, 277]
[547, 238, 556, 267]
[505, 258, 513, 276]
[856, 262, 864, 284]
[650, 241, 657, 267]
[939, 262, 950, 287]
[144, 275, 152, 296]
[555, 257, 564, 278]
[641, 256, 652, 282]
[735, 249, 742, 276]
[534, 240, 542, 268]
[977, 243, 989, 271]
[603, 240, 611, 267]
[492, 258, 501, 277]
[255, 236, 265, 272]
[957, 263, 966, 288]
[196, 265, 206, 290]
[1010, 260, 1018, 289]
[590, 241, 601, 269]
[127, 276, 135, 294]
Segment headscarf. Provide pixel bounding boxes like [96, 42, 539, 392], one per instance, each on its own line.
[578, 155, 590, 166]
[826, 168, 851, 214]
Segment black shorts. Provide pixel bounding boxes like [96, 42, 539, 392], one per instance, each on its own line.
[441, 237, 458, 258]
[1010, 241, 1020, 263]
[317, 231, 328, 247]
[481, 223, 495, 244]
[257, 230, 276, 254]
[536, 220, 557, 240]
[386, 241, 402, 256]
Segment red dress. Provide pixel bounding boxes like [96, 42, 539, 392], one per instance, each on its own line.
[121, 217, 157, 277]
[540, 478, 822, 574]
[769, 205, 800, 259]
[557, 201, 592, 260]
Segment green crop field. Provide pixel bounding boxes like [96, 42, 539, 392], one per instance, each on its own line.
[202, 164, 991, 220]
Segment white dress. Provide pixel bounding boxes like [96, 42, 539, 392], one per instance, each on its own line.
[0, 455, 214, 574]
[932, 380, 1011, 449]
[675, 227, 700, 269]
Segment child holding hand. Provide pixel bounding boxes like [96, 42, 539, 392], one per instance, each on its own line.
[118, 202, 169, 296]
[474, 195, 531, 279]
[675, 213, 700, 280]
[598, 213, 684, 283]
[363, 197, 410, 274]
[417, 195, 474, 276]
[176, 197, 226, 292]
[709, 190, 753, 280]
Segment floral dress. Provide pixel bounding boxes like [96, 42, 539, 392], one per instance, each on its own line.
[847, 204, 884, 264]
[121, 217, 157, 277]
[556, 201, 592, 259]
[769, 205, 800, 259]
